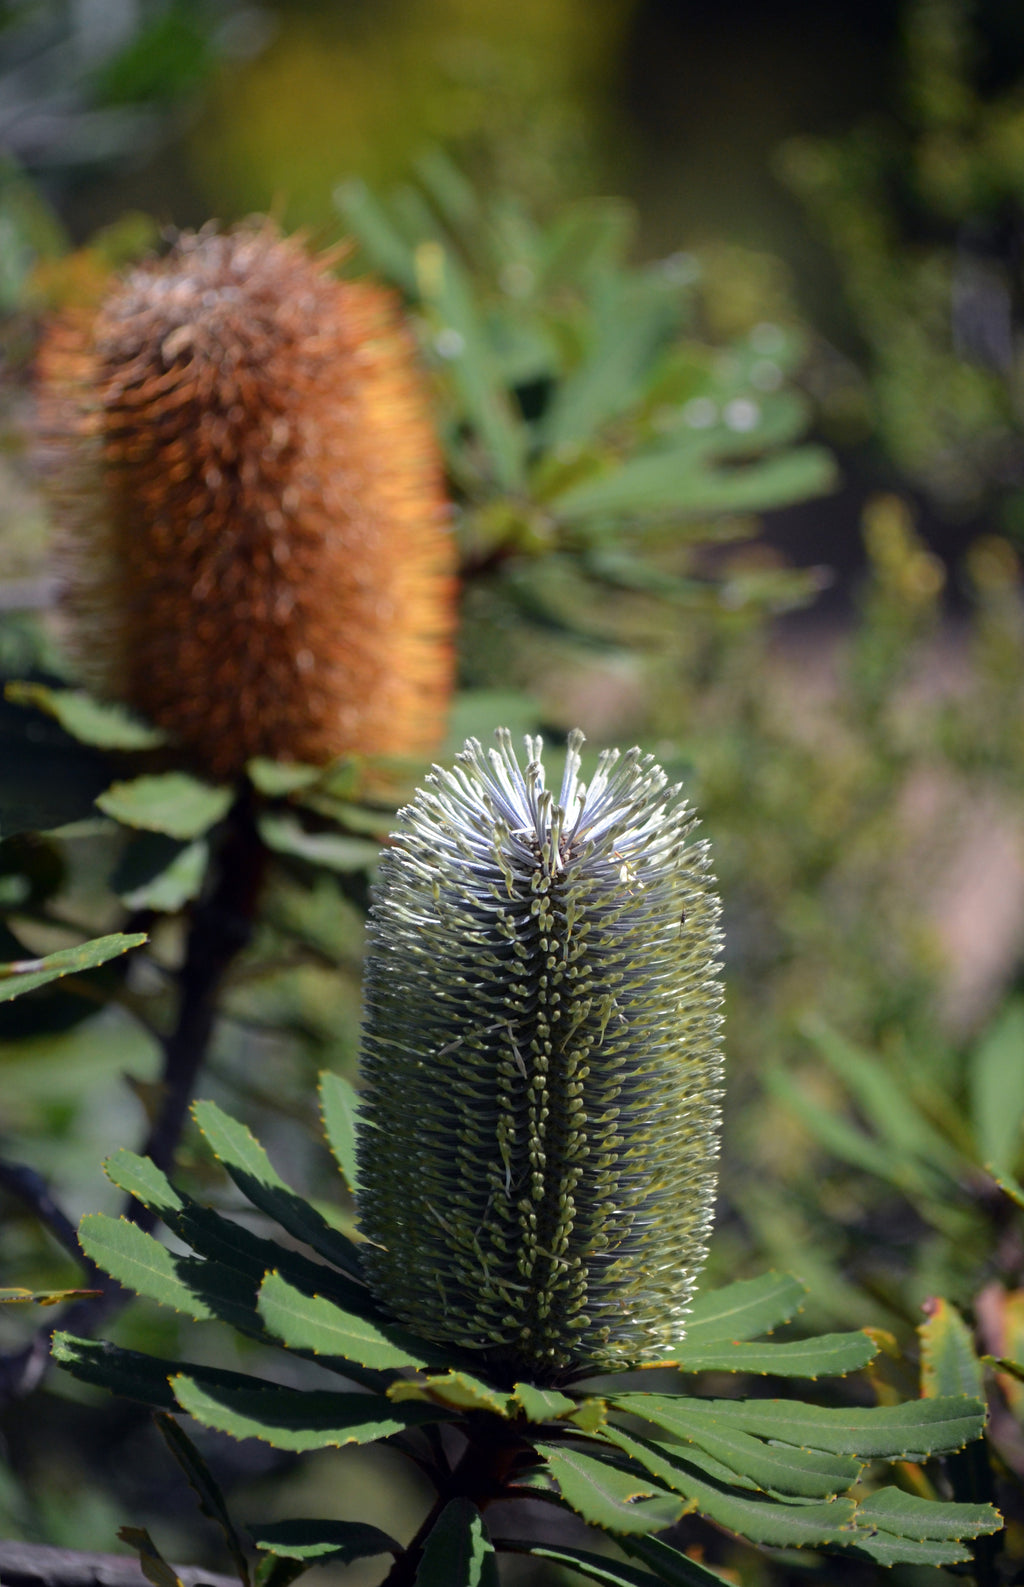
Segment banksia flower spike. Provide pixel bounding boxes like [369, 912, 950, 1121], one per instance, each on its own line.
[358, 728, 724, 1382]
[35, 225, 455, 781]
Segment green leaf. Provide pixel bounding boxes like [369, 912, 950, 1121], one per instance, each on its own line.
[495, 1538, 673, 1587]
[598, 1430, 856, 1548]
[0, 687, 111, 836]
[919, 1299, 984, 1399]
[676, 1331, 878, 1378]
[764, 1067, 910, 1188]
[334, 177, 418, 294]
[512, 1382, 576, 1422]
[117, 1527, 183, 1587]
[535, 1444, 689, 1535]
[414, 1499, 497, 1587]
[97, 774, 233, 839]
[970, 1000, 1024, 1176]
[620, 1535, 734, 1585]
[388, 1371, 510, 1416]
[4, 683, 167, 750]
[416, 241, 526, 491]
[994, 1168, 1024, 1207]
[172, 1374, 450, 1452]
[854, 1485, 1001, 1543]
[104, 1149, 184, 1216]
[156, 1413, 252, 1587]
[682, 1272, 807, 1348]
[257, 1271, 429, 1372]
[0, 931, 146, 1001]
[614, 1393, 986, 1459]
[443, 691, 540, 759]
[318, 1072, 361, 1194]
[551, 445, 837, 522]
[246, 760, 325, 797]
[191, 1098, 366, 1282]
[257, 812, 380, 873]
[115, 834, 208, 911]
[604, 1418, 862, 1502]
[51, 1332, 283, 1412]
[251, 1520, 398, 1565]
[78, 1214, 218, 1319]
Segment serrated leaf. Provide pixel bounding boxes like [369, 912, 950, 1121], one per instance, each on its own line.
[78, 1214, 216, 1320]
[855, 1485, 1001, 1542]
[614, 1393, 986, 1459]
[104, 1149, 184, 1216]
[257, 1271, 428, 1371]
[51, 1332, 283, 1412]
[994, 1168, 1024, 1206]
[680, 1272, 807, 1348]
[388, 1372, 510, 1416]
[512, 1382, 576, 1422]
[536, 1445, 688, 1535]
[117, 1527, 183, 1587]
[414, 1499, 497, 1587]
[551, 444, 837, 522]
[494, 1538, 673, 1587]
[192, 1098, 365, 1283]
[676, 1331, 877, 1378]
[250, 1520, 398, 1564]
[318, 1072, 361, 1195]
[156, 1413, 251, 1587]
[97, 774, 233, 839]
[845, 1529, 974, 1567]
[569, 1397, 609, 1434]
[620, 1535, 734, 1585]
[598, 1432, 856, 1548]
[173, 1374, 452, 1451]
[0, 931, 147, 1001]
[5, 682, 167, 750]
[970, 1000, 1024, 1177]
[257, 812, 379, 873]
[605, 1418, 861, 1502]
[920, 1299, 984, 1399]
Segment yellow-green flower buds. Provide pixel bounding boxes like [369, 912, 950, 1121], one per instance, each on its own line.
[357, 730, 724, 1381]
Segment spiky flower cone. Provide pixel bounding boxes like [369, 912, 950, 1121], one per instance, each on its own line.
[35, 226, 455, 781]
[358, 729, 724, 1381]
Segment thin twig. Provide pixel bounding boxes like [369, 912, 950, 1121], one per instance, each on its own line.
[0, 1160, 101, 1277]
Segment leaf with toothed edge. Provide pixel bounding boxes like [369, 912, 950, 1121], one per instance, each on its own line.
[257, 1271, 435, 1372]
[496, 1537, 726, 1587]
[0, 932, 147, 1001]
[672, 1271, 807, 1350]
[603, 1418, 862, 1502]
[318, 1072, 362, 1195]
[414, 1499, 498, 1587]
[171, 1375, 456, 1451]
[536, 1445, 690, 1535]
[674, 1330, 878, 1377]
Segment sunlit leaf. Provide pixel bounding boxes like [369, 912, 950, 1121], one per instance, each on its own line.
[5, 682, 167, 750]
[172, 1374, 450, 1451]
[604, 1417, 861, 1502]
[0, 932, 146, 1001]
[970, 1000, 1024, 1177]
[536, 1445, 688, 1535]
[681, 1272, 807, 1348]
[551, 445, 837, 522]
[257, 1271, 429, 1372]
[676, 1330, 877, 1377]
[388, 1371, 510, 1416]
[919, 1299, 984, 1399]
[318, 1072, 361, 1195]
[257, 812, 379, 873]
[511, 1382, 575, 1422]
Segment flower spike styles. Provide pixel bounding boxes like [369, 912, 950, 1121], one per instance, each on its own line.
[35, 225, 456, 781]
[358, 729, 724, 1381]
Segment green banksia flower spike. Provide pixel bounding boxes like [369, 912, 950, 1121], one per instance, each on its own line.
[357, 729, 724, 1382]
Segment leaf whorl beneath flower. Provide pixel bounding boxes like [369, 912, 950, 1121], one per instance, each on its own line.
[357, 728, 724, 1377]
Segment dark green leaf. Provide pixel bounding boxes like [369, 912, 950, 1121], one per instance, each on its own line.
[51, 1332, 283, 1412]
[414, 1499, 497, 1587]
[682, 1272, 807, 1348]
[614, 1393, 986, 1459]
[5, 683, 167, 750]
[604, 1419, 861, 1502]
[494, 1538, 670, 1587]
[191, 1098, 366, 1283]
[318, 1072, 361, 1194]
[620, 1535, 734, 1585]
[257, 1271, 429, 1371]
[512, 1382, 576, 1422]
[117, 1527, 183, 1587]
[156, 1414, 251, 1587]
[676, 1331, 878, 1378]
[97, 774, 232, 839]
[172, 1375, 451, 1452]
[0, 687, 111, 837]
[114, 832, 208, 911]
[251, 1519, 398, 1564]
[0, 932, 147, 1001]
[535, 1444, 688, 1535]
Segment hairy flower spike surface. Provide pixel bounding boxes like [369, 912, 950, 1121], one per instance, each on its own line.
[35, 226, 455, 780]
[358, 729, 724, 1380]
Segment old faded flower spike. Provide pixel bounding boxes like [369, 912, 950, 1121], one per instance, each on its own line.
[358, 728, 724, 1382]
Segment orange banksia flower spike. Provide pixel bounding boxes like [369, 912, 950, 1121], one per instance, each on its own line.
[35, 225, 456, 782]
